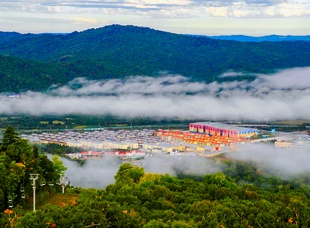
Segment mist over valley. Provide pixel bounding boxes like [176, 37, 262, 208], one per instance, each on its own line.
[1, 67, 310, 122]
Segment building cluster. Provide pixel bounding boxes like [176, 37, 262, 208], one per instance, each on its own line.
[189, 122, 257, 138]
[22, 129, 160, 150]
[21, 122, 261, 157]
[65, 151, 103, 160]
[273, 132, 310, 148]
[157, 129, 246, 148]
[274, 141, 293, 148]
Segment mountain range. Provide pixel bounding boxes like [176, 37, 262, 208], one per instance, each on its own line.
[0, 24, 310, 93]
[206, 35, 310, 42]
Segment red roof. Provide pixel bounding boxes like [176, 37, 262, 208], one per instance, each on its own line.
[80, 151, 102, 155]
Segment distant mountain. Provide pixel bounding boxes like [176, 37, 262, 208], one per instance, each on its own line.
[207, 35, 310, 42]
[0, 25, 310, 92]
[0, 32, 28, 45]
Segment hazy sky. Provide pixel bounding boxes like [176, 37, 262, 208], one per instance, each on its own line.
[0, 0, 309, 35]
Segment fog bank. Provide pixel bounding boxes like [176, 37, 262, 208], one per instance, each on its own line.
[1, 67, 310, 121]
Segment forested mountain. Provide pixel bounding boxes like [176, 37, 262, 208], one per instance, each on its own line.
[0, 32, 34, 46]
[0, 24, 310, 92]
[0, 55, 72, 92]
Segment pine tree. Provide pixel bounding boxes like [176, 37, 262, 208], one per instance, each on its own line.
[1, 125, 20, 151]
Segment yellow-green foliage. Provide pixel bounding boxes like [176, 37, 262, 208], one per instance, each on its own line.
[139, 173, 162, 184]
[52, 120, 65, 125]
[74, 125, 87, 129]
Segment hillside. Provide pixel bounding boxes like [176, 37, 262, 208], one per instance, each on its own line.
[0, 55, 74, 92]
[0, 24, 310, 92]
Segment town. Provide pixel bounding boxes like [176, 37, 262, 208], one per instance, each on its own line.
[20, 122, 310, 162]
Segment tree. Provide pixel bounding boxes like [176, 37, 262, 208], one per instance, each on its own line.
[144, 219, 168, 228]
[115, 163, 145, 184]
[38, 156, 55, 183]
[1, 125, 20, 151]
[14, 212, 40, 228]
[51, 156, 67, 181]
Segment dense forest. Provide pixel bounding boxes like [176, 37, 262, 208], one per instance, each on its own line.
[0, 25, 310, 92]
[1, 126, 310, 227]
[0, 55, 72, 92]
[0, 114, 193, 131]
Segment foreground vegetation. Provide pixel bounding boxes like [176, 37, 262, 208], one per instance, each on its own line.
[1, 126, 310, 227]
[0, 126, 67, 222]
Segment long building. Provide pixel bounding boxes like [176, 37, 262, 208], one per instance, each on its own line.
[189, 122, 257, 138]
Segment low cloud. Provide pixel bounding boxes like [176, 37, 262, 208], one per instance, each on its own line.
[1, 67, 310, 121]
[56, 142, 310, 189]
[144, 155, 221, 176]
[57, 154, 220, 188]
[227, 143, 310, 179]
[60, 156, 121, 188]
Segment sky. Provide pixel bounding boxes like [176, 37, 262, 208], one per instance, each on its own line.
[1, 67, 310, 121]
[0, 0, 309, 35]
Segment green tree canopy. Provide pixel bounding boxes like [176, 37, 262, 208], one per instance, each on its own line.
[51, 155, 67, 180]
[1, 125, 20, 151]
[0, 126, 68, 212]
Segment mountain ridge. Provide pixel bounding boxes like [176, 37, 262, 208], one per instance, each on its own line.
[1, 26, 309, 42]
[206, 34, 310, 42]
[0, 24, 309, 93]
